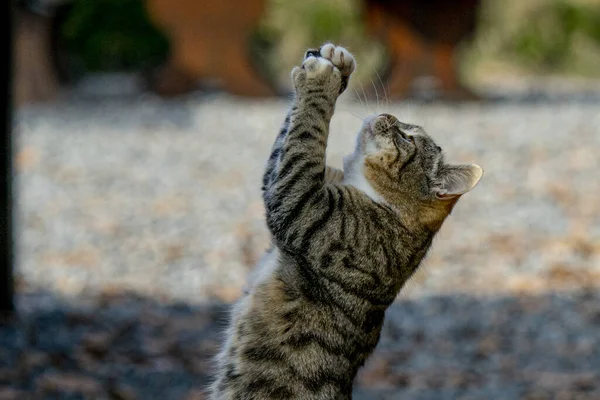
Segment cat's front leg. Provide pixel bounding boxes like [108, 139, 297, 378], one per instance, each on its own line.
[264, 45, 355, 247]
[287, 44, 356, 148]
[262, 44, 354, 194]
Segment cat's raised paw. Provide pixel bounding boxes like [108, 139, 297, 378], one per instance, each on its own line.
[301, 56, 339, 81]
[319, 44, 355, 77]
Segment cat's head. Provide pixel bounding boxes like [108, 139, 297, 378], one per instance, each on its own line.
[343, 113, 482, 230]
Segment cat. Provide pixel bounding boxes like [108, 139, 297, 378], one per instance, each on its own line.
[210, 44, 483, 400]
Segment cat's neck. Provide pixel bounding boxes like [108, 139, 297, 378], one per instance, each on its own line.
[342, 154, 383, 203]
[343, 162, 440, 237]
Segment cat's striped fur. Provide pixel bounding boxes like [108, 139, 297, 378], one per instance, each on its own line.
[210, 44, 482, 400]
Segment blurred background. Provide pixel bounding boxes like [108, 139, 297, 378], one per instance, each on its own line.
[3, 0, 600, 398]
[14, 0, 600, 102]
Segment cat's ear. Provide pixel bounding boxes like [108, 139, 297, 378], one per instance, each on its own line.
[436, 164, 483, 199]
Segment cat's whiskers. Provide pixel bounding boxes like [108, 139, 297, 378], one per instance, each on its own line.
[358, 81, 372, 116]
[352, 88, 368, 120]
[389, 97, 411, 126]
[370, 77, 381, 115]
[341, 109, 366, 122]
[372, 65, 391, 114]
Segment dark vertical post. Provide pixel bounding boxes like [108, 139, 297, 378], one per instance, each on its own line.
[1, 0, 15, 316]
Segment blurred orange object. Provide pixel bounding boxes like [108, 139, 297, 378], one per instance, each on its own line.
[364, 0, 481, 100]
[146, 0, 275, 97]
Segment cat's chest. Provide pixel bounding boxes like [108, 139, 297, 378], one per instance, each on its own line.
[342, 174, 382, 203]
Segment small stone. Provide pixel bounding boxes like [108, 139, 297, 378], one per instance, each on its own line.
[183, 388, 208, 400]
[108, 383, 138, 400]
[556, 390, 578, 400]
[142, 337, 173, 357]
[36, 372, 103, 395]
[522, 390, 552, 400]
[356, 357, 411, 389]
[407, 371, 430, 390]
[179, 354, 211, 375]
[356, 358, 394, 388]
[0, 388, 26, 400]
[148, 356, 179, 372]
[449, 371, 471, 389]
[23, 350, 49, 369]
[166, 315, 210, 335]
[0, 368, 18, 384]
[572, 374, 598, 391]
[82, 332, 112, 358]
[477, 335, 499, 356]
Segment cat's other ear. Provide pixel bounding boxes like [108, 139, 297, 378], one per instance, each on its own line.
[436, 164, 483, 199]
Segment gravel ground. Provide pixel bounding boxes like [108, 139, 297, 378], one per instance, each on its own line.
[1, 290, 599, 399]
[15, 93, 600, 300]
[6, 91, 600, 398]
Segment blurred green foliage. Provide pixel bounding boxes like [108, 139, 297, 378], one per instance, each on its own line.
[466, 0, 600, 81]
[513, 1, 600, 70]
[61, 0, 169, 72]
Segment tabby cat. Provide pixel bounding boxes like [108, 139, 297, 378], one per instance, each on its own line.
[210, 44, 482, 399]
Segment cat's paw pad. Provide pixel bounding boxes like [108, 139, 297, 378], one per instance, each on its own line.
[301, 56, 339, 80]
[319, 44, 355, 77]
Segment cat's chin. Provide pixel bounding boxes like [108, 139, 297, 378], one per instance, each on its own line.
[357, 116, 377, 141]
